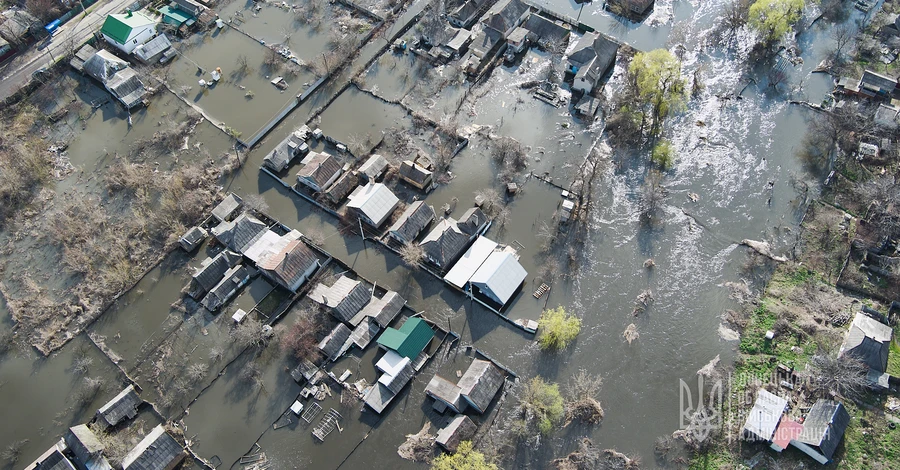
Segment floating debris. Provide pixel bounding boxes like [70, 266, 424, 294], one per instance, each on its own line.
[623, 324, 639, 344]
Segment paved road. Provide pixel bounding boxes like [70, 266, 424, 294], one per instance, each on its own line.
[0, 0, 135, 101]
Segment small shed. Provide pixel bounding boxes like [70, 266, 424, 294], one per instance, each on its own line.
[96, 385, 142, 430]
[200, 265, 251, 311]
[211, 212, 268, 254]
[349, 290, 405, 328]
[178, 226, 207, 252]
[347, 183, 400, 228]
[65, 425, 110, 470]
[469, 251, 527, 306]
[398, 160, 434, 191]
[358, 154, 389, 182]
[133, 34, 171, 64]
[318, 323, 352, 360]
[458, 359, 505, 414]
[435, 415, 477, 452]
[121, 425, 186, 470]
[741, 389, 787, 442]
[376, 317, 434, 360]
[387, 200, 436, 245]
[308, 276, 371, 323]
[263, 129, 309, 172]
[297, 152, 342, 192]
[793, 400, 850, 464]
[425, 375, 462, 413]
[839, 313, 893, 376]
[211, 194, 243, 222]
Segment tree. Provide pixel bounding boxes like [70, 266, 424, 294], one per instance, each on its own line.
[748, 0, 805, 46]
[514, 377, 565, 436]
[628, 49, 687, 138]
[565, 370, 604, 425]
[807, 350, 868, 399]
[651, 140, 675, 169]
[399, 243, 425, 268]
[431, 441, 497, 470]
[280, 316, 318, 360]
[538, 306, 582, 350]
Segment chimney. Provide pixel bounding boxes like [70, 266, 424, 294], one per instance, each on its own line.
[126, 9, 132, 17]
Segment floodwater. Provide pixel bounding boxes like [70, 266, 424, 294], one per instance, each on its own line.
[0, 0, 863, 468]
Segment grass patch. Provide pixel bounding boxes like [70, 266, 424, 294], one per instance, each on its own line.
[887, 340, 900, 377]
[689, 444, 738, 470]
[738, 306, 777, 355]
[836, 401, 900, 469]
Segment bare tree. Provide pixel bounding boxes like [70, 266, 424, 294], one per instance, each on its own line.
[2, 439, 29, 465]
[807, 350, 869, 399]
[831, 24, 854, 64]
[565, 370, 604, 425]
[232, 317, 266, 348]
[399, 243, 425, 268]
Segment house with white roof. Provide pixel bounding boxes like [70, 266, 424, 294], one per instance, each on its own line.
[468, 250, 527, 306]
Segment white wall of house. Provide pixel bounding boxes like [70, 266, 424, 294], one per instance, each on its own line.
[573, 76, 592, 94]
[104, 23, 156, 54]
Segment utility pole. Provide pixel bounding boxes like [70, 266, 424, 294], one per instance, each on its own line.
[322, 53, 328, 74]
[577, 0, 592, 24]
[358, 217, 365, 247]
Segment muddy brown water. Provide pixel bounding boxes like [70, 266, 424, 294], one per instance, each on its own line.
[0, 0, 861, 468]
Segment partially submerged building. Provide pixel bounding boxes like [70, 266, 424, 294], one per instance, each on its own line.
[358, 154, 389, 182]
[425, 359, 505, 414]
[65, 425, 112, 470]
[133, 34, 172, 64]
[376, 316, 434, 360]
[318, 323, 352, 361]
[121, 424, 186, 470]
[398, 160, 434, 191]
[188, 250, 242, 300]
[567, 32, 618, 95]
[95, 385, 142, 430]
[444, 236, 498, 289]
[858, 70, 898, 99]
[387, 200, 436, 245]
[606, 0, 654, 20]
[448, 0, 492, 29]
[309, 275, 371, 323]
[457, 207, 489, 235]
[364, 349, 416, 414]
[263, 128, 310, 172]
[347, 183, 400, 228]
[211, 212, 268, 254]
[839, 312, 894, 389]
[82, 50, 147, 109]
[297, 152, 342, 192]
[257, 239, 320, 292]
[325, 171, 359, 204]
[419, 217, 471, 268]
[349, 290, 405, 328]
[23, 442, 77, 470]
[435, 415, 477, 452]
[201, 265, 252, 311]
[468, 250, 527, 306]
[211, 193, 243, 223]
[178, 226, 207, 252]
[100, 11, 157, 54]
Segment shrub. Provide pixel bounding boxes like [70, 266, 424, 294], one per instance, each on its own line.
[519, 377, 565, 435]
[651, 140, 675, 170]
[399, 243, 425, 268]
[431, 441, 496, 470]
[538, 306, 581, 351]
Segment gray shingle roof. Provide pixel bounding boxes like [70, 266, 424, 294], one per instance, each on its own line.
[435, 415, 477, 452]
[309, 276, 372, 323]
[211, 194, 243, 222]
[318, 323, 352, 360]
[96, 385, 142, 429]
[482, 0, 530, 35]
[349, 317, 381, 349]
[122, 425, 185, 470]
[34, 448, 77, 470]
[388, 201, 435, 245]
[420, 218, 470, 268]
[64, 425, 106, 469]
[425, 375, 462, 412]
[297, 152, 342, 191]
[212, 213, 268, 254]
[349, 291, 405, 328]
[325, 171, 358, 204]
[457, 207, 488, 235]
[189, 250, 242, 299]
[398, 160, 432, 188]
[200, 265, 251, 311]
[840, 313, 893, 372]
[797, 400, 849, 460]
[458, 359, 504, 413]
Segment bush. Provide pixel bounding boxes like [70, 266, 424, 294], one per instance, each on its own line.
[518, 377, 565, 435]
[431, 441, 496, 470]
[538, 306, 581, 351]
[651, 140, 675, 170]
[399, 243, 425, 268]
[280, 315, 319, 360]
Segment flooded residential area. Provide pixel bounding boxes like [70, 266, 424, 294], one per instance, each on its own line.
[2, 0, 900, 468]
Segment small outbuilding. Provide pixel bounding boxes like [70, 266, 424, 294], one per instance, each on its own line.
[211, 193, 243, 222]
[457, 359, 505, 414]
[358, 154, 389, 182]
[793, 400, 849, 464]
[376, 317, 434, 360]
[132, 34, 171, 64]
[349, 290, 405, 328]
[201, 265, 251, 311]
[318, 323, 352, 361]
[425, 375, 463, 413]
[347, 183, 400, 228]
[188, 250, 242, 300]
[398, 160, 434, 191]
[325, 171, 359, 204]
[95, 385, 142, 430]
[178, 226, 207, 252]
[839, 312, 893, 387]
[741, 389, 788, 442]
[435, 415, 477, 452]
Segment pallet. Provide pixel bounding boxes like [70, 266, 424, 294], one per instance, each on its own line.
[301, 402, 322, 423]
[533, 283, 550, 299]
[312, 408, 343, 442]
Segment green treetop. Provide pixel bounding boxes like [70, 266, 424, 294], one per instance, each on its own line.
[628, 49, 687, 138]
[431, 441, 497, 470]
[748, 0, 805, 45]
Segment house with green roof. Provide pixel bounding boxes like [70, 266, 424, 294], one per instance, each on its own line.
[376, 317, 434, 360]
[100, 11, 157, 54]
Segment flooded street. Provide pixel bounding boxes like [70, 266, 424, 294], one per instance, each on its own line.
[0, 0, 863, 468]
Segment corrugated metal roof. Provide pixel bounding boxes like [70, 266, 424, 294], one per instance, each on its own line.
[741, 389, 787, 441]
[211, 213, 268, 254]
[101, 12, 155, 45]
[133, 34, 171, 62]
[444, 236, 498, 288]
[190, 250, 242, 299]
[436, 415, 476, 452]
[376, 317, 433, 359]
[211, 194, 243, 222]
[65, 425, 105, 468]
[32, 449, 77, 470]
[349, 291, 405, 328]
[349, 317, 381, 349]
[309, 276, 371, 323]
[318, 323, 352, 360]
[419, 218, 470, 268]
[840, 313, 893, 372]
[425, 375, 462, 411]
[469, 251, 527, 306]
[200, 265, 250, 311]
[358, 154, 388, 180]
[347, 183, 399, 227]
[96, 385, 142, 428]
